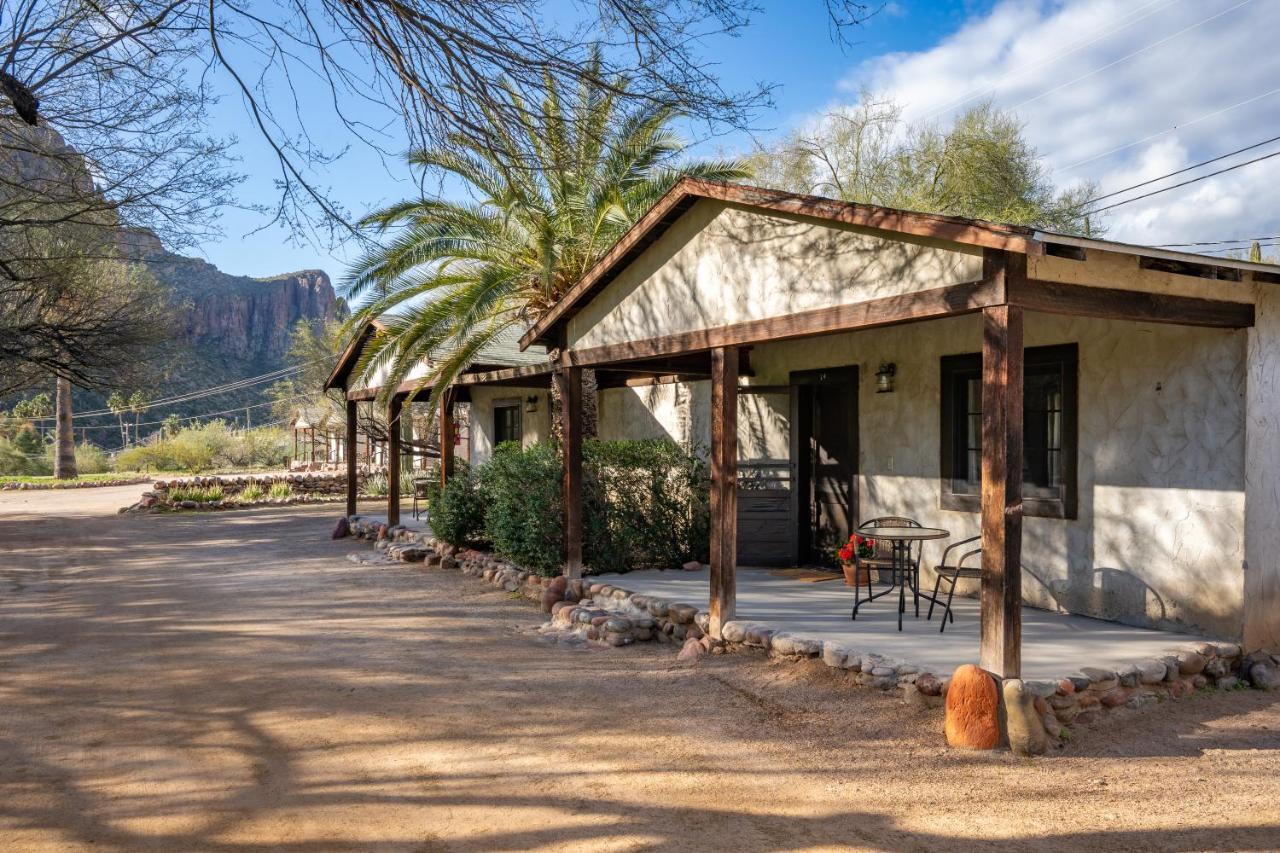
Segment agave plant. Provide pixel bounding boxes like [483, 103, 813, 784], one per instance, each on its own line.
[342, 53, 750, 414]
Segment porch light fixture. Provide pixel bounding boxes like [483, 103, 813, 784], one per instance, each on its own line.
[525, 395, 539, 414]
[875, 362, 897, 394]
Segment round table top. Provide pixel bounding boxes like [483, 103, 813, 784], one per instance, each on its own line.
[855, 525, 950, 541]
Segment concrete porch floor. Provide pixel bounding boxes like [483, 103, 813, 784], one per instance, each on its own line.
[592, 567, 1214, 680]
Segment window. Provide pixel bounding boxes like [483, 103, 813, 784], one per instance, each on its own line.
[493, 400, 522, 447]
[939, 343, 1078, 519]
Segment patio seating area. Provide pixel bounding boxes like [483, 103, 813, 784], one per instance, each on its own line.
[591, 566, 1213, 680]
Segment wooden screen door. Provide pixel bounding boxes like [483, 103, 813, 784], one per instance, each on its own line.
[791, 367, 859, 566]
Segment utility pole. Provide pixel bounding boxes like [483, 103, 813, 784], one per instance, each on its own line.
[245, 406, 251, 430]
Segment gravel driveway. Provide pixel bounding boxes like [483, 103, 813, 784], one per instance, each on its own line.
[1, 487, 1278, 851]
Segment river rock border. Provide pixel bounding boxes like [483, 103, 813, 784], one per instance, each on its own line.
[122, 473, 354, 513]
[342, 515, 1278, 750]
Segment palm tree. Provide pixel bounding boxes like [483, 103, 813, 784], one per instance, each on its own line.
[343, 57, 749, 428]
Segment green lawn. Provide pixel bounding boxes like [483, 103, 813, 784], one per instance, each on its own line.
[0, 472, 150, 486]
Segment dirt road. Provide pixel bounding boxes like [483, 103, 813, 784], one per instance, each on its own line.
[1, 488, 1278, 851]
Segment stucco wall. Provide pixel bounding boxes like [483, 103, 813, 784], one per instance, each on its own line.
[467, 385, 552, 468]
[567, 199, 984, 351]
[597, 312, 1248, 638]
[1245, 284, 1280, 651]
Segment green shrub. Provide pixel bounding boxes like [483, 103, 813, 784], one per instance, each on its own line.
[430, 471, 488, 549]
[116, 422, 287, 473]
[267, 482, 293, 499]
[583, 439, 709, 573]
[71, 442, 110, 475]
[477, 442, 565, 575]
[169, 484, 225, 503]
[0, 434, 49, 476]
[238, 483, 265, 502]
[466, 439, 709, 576]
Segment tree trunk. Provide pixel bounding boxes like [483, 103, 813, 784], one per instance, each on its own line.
[54, 376, 77, 479]
[551, 366, 599, 449]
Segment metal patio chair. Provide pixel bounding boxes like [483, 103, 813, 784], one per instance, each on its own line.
[851, 516, 923, 620]
[927, 535, 982, 632]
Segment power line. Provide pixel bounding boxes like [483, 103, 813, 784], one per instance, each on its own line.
[1010, 0, 1255, 113]
[24, 360, 325, 421]
[1086, 146, 1280, 214]
[1085, 132, 1280, 207]
[912, 0, 1180, 124]
[1153, 234, 1280, 248]
[1059, 85, 1280, 173]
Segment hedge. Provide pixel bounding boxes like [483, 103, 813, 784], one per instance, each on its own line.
[431, 438, 709, 577]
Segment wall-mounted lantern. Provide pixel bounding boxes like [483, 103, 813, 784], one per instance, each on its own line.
[875, 362, 897, 394]
[525, 395, 539, 414]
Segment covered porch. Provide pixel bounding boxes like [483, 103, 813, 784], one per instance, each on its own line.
[520, 179, 1280, 678]
[591, 566, 1211, 679]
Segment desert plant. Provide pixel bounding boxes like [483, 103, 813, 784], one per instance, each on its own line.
[169, 484, 225, 503]
[362, 472, 389, 497]
[267, 482, 293, 499]
[238, 483, 265, 502]
[72, 442, 111, 475]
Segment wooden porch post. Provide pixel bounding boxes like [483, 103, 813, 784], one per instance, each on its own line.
[345, 397, 358, 517]
[439, 390, 455, 489]
[560, 366, 584, 579]
[709, 345, 739, 639]
[980, 303, 1024, 678]
[387, 394, 403, 526]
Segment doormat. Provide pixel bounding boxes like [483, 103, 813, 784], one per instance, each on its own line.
[770, 568, 844, 583]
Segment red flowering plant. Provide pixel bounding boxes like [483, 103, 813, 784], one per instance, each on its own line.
[837, 534, 875, 563]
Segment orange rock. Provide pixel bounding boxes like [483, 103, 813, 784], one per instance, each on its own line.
[944, 664, 1000, 750]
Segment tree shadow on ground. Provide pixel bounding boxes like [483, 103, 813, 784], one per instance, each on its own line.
[1, 502, 1277, 851]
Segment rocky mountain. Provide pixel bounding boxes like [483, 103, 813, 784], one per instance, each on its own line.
[58, 232, 349, 445]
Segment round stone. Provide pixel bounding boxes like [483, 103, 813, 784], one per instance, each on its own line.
[944, 665, 999, 750]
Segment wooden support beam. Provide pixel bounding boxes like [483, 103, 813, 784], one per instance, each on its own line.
[562, 279, 1001, 368]
[387, 394, 403, 527]
[559, 367, 584, 579]
[709, 346, 739, 639]
[979, 299, 1024, 679]
[439, 390, 455, 489]
[1011, 278, 1255, 329]
[345, 398, 358, 517]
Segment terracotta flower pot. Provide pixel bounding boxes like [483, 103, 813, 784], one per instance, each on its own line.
[841, 561, 870, 586]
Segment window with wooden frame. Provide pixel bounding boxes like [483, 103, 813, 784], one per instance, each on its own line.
[939, 343, 1078, 519]
[493, 399, 523, 447]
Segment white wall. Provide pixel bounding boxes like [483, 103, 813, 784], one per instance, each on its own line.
[467, 385, 552, 468]
[568, 199, 984, 350]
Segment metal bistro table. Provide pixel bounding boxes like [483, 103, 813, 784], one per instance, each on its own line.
[851, 524, 950, 631]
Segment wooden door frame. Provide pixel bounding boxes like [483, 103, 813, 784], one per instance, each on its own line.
[788, 365, 860, 566]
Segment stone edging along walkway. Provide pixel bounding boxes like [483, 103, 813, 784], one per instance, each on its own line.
[120, 473, 354, 513]
[344, 515, 1279, 751]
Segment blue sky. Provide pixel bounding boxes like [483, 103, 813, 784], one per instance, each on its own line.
[197, 0, 1280, 280]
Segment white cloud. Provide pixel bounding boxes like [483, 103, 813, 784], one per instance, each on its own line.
[831, 0, 1280, 251]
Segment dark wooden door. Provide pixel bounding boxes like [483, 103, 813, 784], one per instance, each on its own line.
[792, 367, 858, 566]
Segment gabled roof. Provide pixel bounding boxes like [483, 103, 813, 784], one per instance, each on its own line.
[323, 318, 385, 391]
[519, 178, 1280, 350]
[324, 316, 550, 394]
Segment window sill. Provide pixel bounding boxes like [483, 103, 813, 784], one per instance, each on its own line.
[939, 491, 1077, 520]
